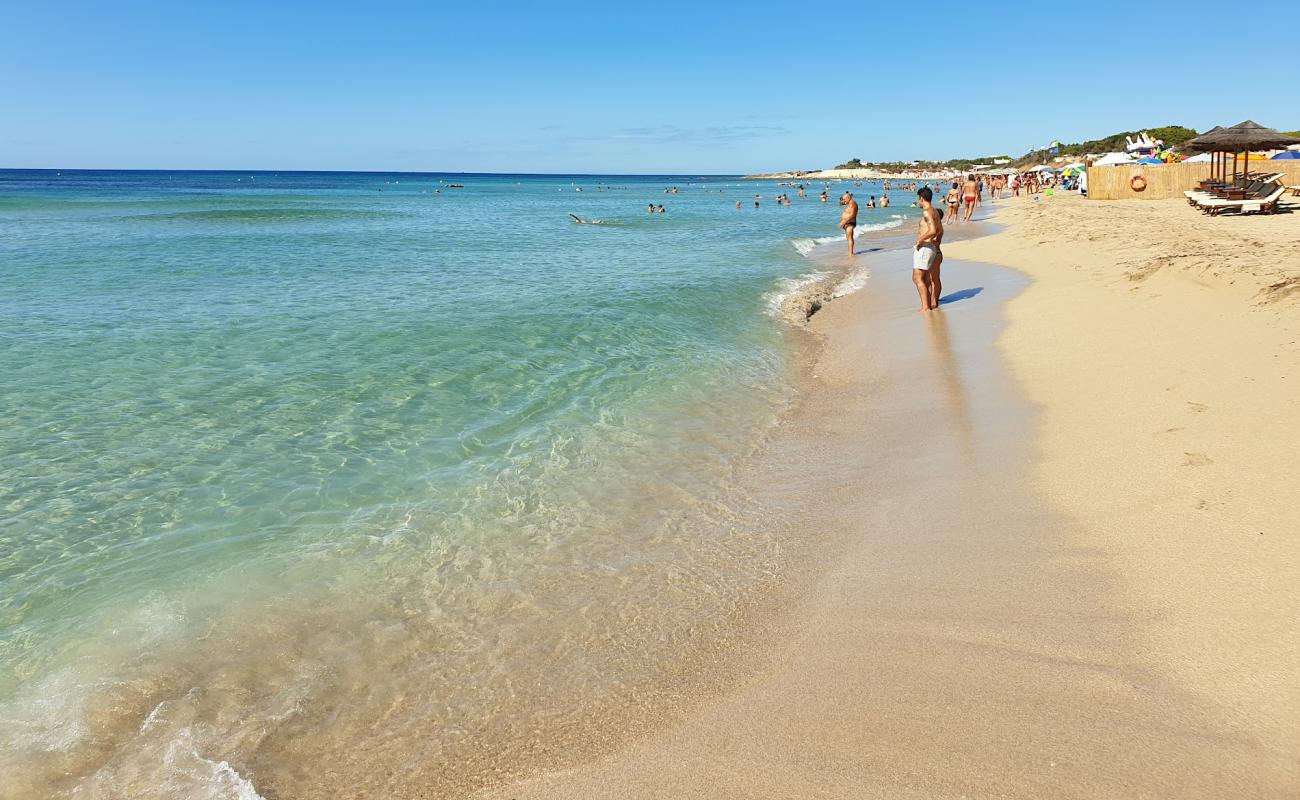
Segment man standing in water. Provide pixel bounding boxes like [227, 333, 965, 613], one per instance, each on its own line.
[838, 192, 858, 257]
[912, 186, 943, 312]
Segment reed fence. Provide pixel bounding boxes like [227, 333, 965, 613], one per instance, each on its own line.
[1087, 160, 1300, 200]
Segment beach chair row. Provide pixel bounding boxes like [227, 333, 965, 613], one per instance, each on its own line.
[1185, 174, 1287, 215]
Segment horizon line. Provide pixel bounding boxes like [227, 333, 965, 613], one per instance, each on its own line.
[1, 167, 759, 178]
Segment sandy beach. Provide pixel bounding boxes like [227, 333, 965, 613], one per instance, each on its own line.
[482, 193, 1300, 798]
[11, 5, 1300, 798]
[946, 191, 1300, 780]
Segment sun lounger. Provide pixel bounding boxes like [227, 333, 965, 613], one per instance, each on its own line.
[1185, 182, 1268, 208]
[1196, 185, 1286, 216]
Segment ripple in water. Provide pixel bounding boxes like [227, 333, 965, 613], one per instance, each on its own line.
[0, 170, 918, 797]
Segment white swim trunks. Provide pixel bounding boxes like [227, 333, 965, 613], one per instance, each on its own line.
[913, 244, 937, 270]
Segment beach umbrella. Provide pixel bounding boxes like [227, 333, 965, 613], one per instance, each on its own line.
[1135, 157, 1163, 164]
[1186, 121, 1300, 187]
[1187, 120, 1300, 152]
[1185, 126, 1225, 182]
[1270, 150, 1300, 160]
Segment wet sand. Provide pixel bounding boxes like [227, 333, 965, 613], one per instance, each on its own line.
[483, 205, 1296, 797]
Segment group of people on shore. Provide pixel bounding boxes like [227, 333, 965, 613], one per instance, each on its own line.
[941, 175, 982, 224]
[839, 186, 945, 312]
[1010, 171, 1062, 196]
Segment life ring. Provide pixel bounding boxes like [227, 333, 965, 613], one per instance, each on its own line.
[1130, 175, 1148, 192]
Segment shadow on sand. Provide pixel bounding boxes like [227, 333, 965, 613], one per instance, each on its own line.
[938, 287, 983, 305]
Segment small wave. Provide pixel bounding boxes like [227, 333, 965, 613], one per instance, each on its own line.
[162, 731, 267, 800]
[832, 266, 871, 298]
[871, 217, 908, 228]
[789, 218, 907, 257]
[765, 270, 829, 319]
[790, 236, 840, 257]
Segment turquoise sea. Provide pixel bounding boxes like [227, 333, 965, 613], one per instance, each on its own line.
[0, 170, 915, 798]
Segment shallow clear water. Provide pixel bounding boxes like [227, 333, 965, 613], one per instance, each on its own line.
[0, 170, 916, 797]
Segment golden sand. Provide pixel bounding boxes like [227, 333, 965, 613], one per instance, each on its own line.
[482, 193, 1299, 798]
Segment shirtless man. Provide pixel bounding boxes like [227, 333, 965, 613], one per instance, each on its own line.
[838, 191, 858, 257]
[961, 174, 978, 222]
[912, 186, 943, 312]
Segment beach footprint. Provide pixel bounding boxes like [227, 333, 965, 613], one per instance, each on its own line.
[1187, 401, 1209, 413]
[1182, 452, 1214, 467]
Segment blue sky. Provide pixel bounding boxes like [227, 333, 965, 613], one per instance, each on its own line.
[2, 0, 1296, 173]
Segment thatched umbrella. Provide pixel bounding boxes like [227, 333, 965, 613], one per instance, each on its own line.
[1185, 126, 1225, 184]
[1186, 121, 1300, 189]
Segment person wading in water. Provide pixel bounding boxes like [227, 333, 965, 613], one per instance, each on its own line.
[839, 191, 858, 257]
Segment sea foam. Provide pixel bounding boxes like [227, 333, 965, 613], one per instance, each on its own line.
[789, 217, 906, 257]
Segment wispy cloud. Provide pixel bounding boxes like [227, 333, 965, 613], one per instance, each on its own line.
[568, 124, 787, 147]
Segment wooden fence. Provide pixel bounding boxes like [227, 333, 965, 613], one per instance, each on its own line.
[1087, 160, 1300, 200]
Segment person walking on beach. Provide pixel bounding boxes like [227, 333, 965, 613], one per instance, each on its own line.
[944, 182, 960, 224]
[839, 192, 858, 257]
[961, 174, 978, 222]
[912, 187, 942, 312]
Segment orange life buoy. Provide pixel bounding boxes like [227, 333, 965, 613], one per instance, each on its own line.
[1130, 175, 1148, 192]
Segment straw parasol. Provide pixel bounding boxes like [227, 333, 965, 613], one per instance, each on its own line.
[1187, 120, 1300, 151]
[1185, 125, 1225, 183]
[1186, 121, 1300, 187]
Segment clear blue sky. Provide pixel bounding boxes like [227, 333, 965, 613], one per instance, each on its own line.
[2, 0, 1295, 173]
